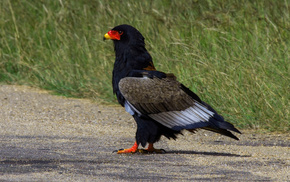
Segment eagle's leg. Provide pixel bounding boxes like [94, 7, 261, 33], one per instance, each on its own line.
[146, 143, 156, 152]
[117, 141, 139, 154]
[138, 143, 166, 154]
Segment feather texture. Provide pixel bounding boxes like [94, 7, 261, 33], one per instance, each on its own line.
[119, 75, 219, 131]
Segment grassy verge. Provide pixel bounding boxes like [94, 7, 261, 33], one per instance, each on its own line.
[0, 0, 289, 132]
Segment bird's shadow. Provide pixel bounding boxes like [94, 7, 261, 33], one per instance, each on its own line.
[166, 150, 251, 157]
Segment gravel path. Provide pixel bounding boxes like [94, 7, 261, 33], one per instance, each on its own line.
[0, 85, 289, 181]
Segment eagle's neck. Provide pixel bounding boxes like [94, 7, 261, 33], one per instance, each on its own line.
[113, 41, 151, 72]
[112, 41, 153, 106]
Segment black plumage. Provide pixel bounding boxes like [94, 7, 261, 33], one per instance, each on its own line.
[104, 24, 241, 153]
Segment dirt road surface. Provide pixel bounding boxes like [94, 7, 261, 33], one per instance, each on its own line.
[0, 85, 289, 181]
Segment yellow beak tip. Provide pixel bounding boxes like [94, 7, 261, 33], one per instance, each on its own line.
[104, 33, 112, 40]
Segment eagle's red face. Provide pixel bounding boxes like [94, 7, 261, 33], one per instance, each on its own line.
[104, 30, 123, 40]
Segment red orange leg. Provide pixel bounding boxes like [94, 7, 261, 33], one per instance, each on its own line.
[139, 143, 166, 154]
[146, 143, 155, 152]
[117, 141, 139, 154]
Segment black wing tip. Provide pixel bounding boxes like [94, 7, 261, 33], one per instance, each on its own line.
[222, 123, 242, 135]
[233, 128, 242, 134]
[231, 133, 240, 140]
[208, 116, 242, 134]
[202, 127, 240, 140]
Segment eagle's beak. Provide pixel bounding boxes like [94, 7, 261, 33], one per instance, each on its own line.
[103, 33, 112, 40]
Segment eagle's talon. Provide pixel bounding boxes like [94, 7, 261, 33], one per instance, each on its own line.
[116, 142, 139, 154]
[137, 148, 166, 154]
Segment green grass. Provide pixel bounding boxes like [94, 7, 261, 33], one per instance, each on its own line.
[0, 0, 289, 132]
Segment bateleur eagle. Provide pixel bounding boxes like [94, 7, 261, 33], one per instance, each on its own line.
[104, 24, 241, 154]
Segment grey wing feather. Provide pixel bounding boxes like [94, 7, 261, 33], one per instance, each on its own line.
[119, 75, 215, 130]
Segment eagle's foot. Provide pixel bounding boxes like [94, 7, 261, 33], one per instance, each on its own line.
[116, 148, 138, 154]
[137, 148, 166, 154]
[137, 143, 166, 154]
[115, 142, 138, 154]
[114, 142, 166, 154]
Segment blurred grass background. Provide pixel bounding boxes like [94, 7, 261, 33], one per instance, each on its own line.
[0, 0, 289, 132]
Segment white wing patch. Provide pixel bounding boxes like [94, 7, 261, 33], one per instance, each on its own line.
[149, 102, 214, 129]
[125, 99, 215, 130]
[124, 101, 142, 116]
